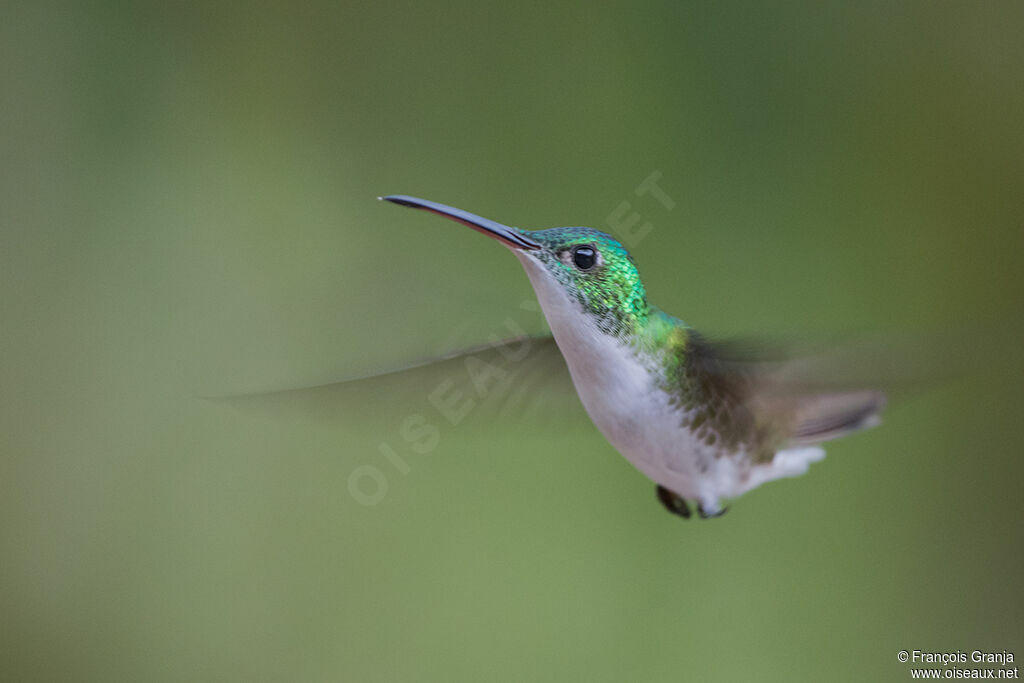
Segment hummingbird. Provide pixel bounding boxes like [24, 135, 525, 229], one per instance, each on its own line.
[373, 195, 886, 520]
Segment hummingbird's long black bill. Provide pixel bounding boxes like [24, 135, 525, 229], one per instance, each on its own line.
[380, 195, 541, 250]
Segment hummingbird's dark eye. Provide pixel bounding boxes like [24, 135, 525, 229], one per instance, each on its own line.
[571, 245, 597, 271]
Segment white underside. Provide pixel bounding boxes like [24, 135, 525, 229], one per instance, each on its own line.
[515, 252, 824, 512]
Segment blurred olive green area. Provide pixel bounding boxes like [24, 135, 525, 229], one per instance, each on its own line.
[2, 1, 1023, 681]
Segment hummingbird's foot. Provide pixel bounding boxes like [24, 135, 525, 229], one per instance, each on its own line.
[655, 485, 692, 519]
[697, 501, 729, 519]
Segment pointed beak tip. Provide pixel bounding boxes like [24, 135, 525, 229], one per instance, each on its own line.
[379, 195, 420, 209]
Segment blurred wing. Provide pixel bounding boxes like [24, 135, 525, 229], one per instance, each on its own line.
[693, 326, 969, 397]
[209, 334, 583, 428]
[684, 332, 890, 457]
[686, 322, 1015, 456]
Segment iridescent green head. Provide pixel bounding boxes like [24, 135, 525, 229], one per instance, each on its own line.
[517, 227, 649, 335]
[381, 195, 649, 336]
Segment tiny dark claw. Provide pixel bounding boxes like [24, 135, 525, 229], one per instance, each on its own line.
[656, 485, 691, 519]
[697, 503, 729, 520]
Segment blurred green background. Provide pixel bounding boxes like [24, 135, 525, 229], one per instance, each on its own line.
[2, 2, 1023, 681]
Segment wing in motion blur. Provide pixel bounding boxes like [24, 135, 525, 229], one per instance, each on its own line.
[210, 334, 581, 428]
